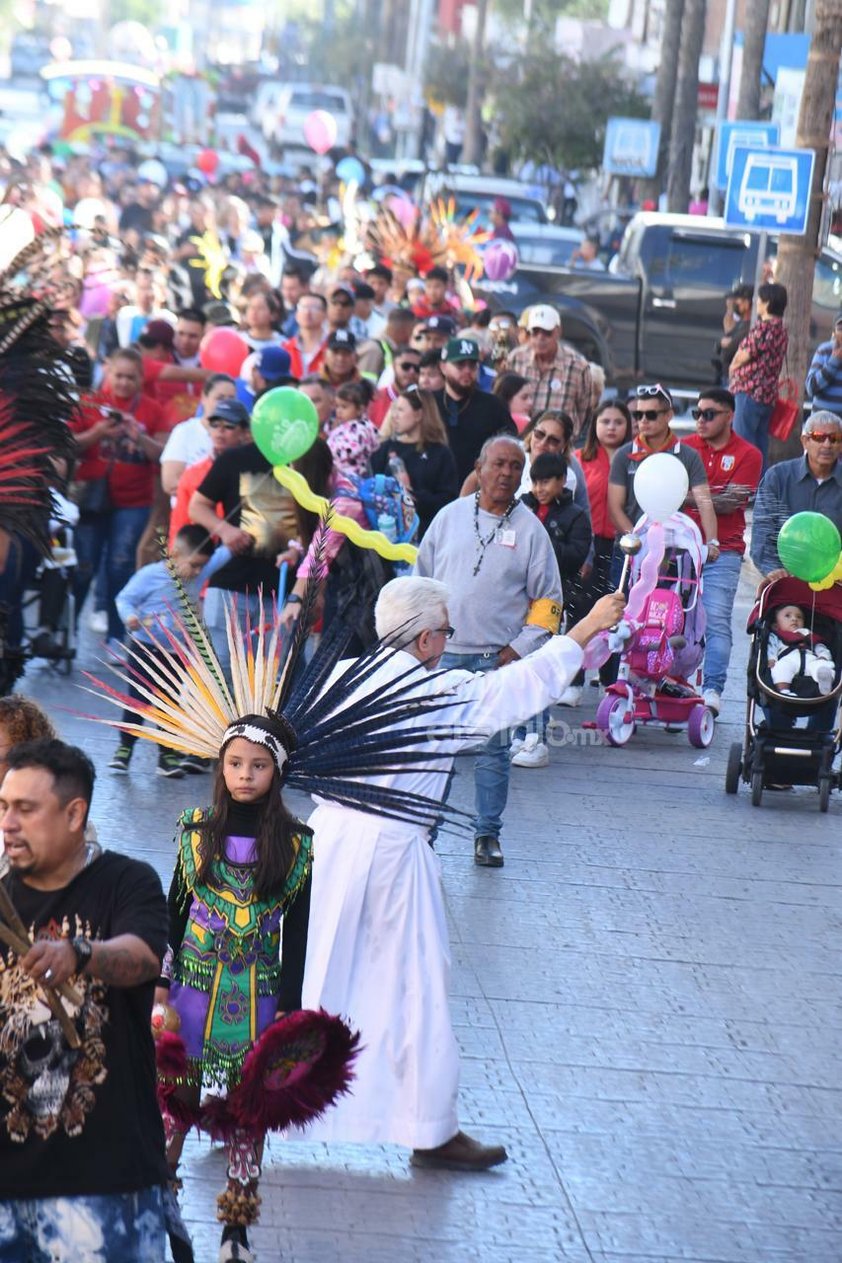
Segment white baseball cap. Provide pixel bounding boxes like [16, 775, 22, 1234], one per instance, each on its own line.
[527, 304, 561, 332]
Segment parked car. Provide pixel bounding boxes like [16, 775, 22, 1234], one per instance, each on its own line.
[474, 211, 842, 396]
[264, 83, 354, 151]
[422, 173, 551, 228]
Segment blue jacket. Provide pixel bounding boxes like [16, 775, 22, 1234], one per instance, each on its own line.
[805, 340, 842, 416]
[115, 551, 228, 642]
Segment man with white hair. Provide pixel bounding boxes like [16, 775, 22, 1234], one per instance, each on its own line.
[750, 411, 842, 579]
[416, 435, 562, 868]
[302, 575, 625, 1170]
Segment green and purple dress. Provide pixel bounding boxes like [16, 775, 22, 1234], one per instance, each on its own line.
[162, 803, 313, 1090]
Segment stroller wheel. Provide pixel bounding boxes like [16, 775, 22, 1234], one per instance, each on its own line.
[596, 694, 635, 746]
[819, 776, 832, 813]
[751, 770, 764, 807]
[687, 705, 715, 749]
[725, 742, 742, 794]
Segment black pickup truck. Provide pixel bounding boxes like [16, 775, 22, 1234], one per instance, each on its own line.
[476, 212, 842, 394]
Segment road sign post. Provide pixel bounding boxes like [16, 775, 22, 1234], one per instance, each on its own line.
[724, 145, 815, 236]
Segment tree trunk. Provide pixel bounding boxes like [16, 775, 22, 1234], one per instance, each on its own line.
[736, 0, 772, 118]
[463, 0, 489, 166]
[773, 0, 842, 460]
[666, 0, 707, 213]
[639, 0, 685, 204]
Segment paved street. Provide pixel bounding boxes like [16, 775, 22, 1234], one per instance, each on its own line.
[21, 561, 842, 1263]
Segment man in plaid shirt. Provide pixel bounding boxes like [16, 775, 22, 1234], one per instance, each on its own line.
[506, 305, 592, 434]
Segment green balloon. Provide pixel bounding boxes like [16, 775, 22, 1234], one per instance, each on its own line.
[251, 387, 319, 467]
[777, 511, 841, 583]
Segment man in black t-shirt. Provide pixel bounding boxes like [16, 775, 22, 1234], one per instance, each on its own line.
[189, 443, 299, 675]
[433, 338, 516, 484]
[0, 740, 181, 1262]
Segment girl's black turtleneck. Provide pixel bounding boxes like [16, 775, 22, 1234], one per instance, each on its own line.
[226, 797, 266, 836]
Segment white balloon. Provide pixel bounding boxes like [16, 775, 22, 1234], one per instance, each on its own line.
[633, 452, 690, 523]
[73, 197, 107, 230]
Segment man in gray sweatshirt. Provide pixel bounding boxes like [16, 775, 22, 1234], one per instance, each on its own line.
[415, 436, 562, 867]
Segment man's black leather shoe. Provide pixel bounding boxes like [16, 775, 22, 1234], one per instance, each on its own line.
[474, 835, 504, 867]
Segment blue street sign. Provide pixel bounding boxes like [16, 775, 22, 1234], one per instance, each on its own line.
[723, 145, 815, 235]
[714, 120, 780, 190]
[603, 118, 661, 178]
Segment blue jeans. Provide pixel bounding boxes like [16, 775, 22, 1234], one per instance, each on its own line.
[733, 393, 772, 471]
[701, 549, 743, 695]
[74, 507, 150, 641]
[0, 1186, 167, 1262]
[203, 587, 266, 682]
[763, 696, 839, 733]
[440, 650, 511, 840]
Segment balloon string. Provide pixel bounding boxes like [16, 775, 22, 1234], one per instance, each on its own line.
[273, 465, 419, 565]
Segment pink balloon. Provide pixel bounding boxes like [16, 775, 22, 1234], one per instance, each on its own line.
[483, 240, 519, 281]
[303, 110, 337, 155]
[389, 194, 417, 230]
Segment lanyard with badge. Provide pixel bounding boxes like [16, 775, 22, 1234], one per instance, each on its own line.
[472, 493, 517, 576]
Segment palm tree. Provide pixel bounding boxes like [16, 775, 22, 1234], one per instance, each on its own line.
[736, 0, 772, 119]
[666, 0, 707, 213]
[774, 0, 842, 454]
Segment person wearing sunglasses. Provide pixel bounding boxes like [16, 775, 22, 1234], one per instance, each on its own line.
[168, 398, 252, 547]
[751, 411, 842, 581]
[683, 388, 763, 715]
[607, 384, 718, 556]
[368, 346, 422, 428]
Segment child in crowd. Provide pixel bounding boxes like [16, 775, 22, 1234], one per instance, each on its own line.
[109, 526, 223, 777]
[768, 604, 835, 697]
[328, 382, 381, 477]
[418, 348, 445, 393]
[512, 452, 593, 767]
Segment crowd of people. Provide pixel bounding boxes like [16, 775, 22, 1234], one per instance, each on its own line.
[1, 142, 842, 1263]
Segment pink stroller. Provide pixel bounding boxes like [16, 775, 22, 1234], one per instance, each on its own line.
[595, 512, 716, 748]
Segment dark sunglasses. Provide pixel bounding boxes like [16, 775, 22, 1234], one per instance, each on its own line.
[433, 625, 455, 639]
[208, 419, 246, 431]
[808, 433, 842, 444]
[691, 407, 729, 421]
[529, 328, 553, 336]
[632, 408, 669, 422]
[532, 428, 563, 446]
[398, 361, 420, 371]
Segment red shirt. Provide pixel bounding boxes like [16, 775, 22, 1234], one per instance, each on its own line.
[684, 431, 762, 554]
[282, 335, 326, 380]
[141, 356, 202, 428]
[729, 318, 788, 405]
[369, 384, 398, 429]
[579, 445, 613, 539]
[410, 297, 462, 320]
[71, 389, 168, 509]
[168, 456, 223, 546]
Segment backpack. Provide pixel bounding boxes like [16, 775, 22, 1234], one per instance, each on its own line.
[350, 473, 419, 546]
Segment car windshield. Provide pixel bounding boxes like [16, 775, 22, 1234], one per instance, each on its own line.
[290, 91, 347, 113]
[517, 236, 582, 266]
[452, 192, 546, 226]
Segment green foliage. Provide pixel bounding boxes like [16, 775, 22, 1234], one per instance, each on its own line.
[424, 40, 474, 109]
[496, 48, 648, 171]
[494, 0, 610, 22]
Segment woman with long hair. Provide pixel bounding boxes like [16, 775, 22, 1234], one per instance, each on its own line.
[520, 409, 590, 516]
[373, 388, 459, 536]
[563, 398, 633, 700]
[729, 280, 788, 470]
[243, 289, 284, 351]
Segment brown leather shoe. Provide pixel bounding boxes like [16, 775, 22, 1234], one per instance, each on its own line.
[410, 1130, 508, 1171]
[474, 835, 504, 867]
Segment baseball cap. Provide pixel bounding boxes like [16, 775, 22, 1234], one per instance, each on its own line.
[527, 305, 561, 332]
[329, 285, 355, 304]
[493, 196, 512, 219]
[424, 315, 456, 335]
[441, 337, 480, 364]
[327, 329, 357, 351]
[834, 311, 842, 329]
[256, 346, 295, 382]
[141, 319, 175, 348]
[208, 398, 251, 426]
[353, 280, 376, 301]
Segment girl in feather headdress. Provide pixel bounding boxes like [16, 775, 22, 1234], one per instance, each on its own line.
[155, 709, 312, 1263]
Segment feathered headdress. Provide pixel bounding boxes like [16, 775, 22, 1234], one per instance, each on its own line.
[0, 210, 79, 553]
[367, 197, 490, 283]
[83, 534, 479, 829]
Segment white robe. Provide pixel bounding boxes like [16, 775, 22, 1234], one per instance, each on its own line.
[301, 633, 583, 1149]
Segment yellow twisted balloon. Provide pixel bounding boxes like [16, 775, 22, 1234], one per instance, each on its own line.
[273, 465, 419, 564]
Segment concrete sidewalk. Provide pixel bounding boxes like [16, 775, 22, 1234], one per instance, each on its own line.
[24, 563, 841, 1263]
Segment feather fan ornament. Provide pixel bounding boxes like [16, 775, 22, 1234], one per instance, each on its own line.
[82, 541, 481, 828]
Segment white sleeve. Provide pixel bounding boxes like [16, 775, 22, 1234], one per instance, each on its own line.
[160, 423, 190, 465]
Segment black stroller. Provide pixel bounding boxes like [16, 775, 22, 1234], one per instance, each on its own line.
[725, 576, 842, 811]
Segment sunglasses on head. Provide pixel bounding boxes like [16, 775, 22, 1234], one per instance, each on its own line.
[691, 407, 729, 421]
[808, 432, 842, 444]
[636, 383, 672, 407]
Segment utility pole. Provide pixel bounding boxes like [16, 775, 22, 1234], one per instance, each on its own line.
[774, 0, 842, 455]
[736, 0, 772, 118]
[666, 0, 708, 213]
[708, 0, 738, 216]
[463, 0, 489, 166]
[639, 0, 685, 205]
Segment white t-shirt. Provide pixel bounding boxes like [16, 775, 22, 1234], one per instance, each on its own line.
[160, 415, 213, 467]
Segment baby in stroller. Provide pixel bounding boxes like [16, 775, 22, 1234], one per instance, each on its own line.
[768, 604, 835, 698]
